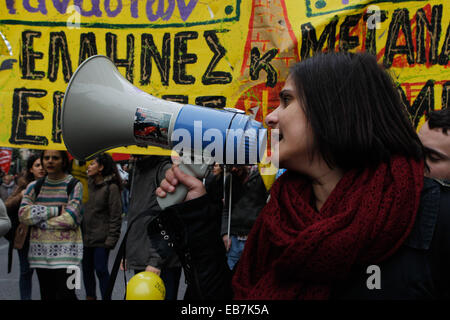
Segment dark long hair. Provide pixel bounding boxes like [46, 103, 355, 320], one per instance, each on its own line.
[290, 52, 424, 171]
[25, 151, 42, 183]
[93, 153, 123, 191]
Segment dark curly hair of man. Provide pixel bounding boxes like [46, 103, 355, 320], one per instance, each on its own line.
[428, 108, 450, 134]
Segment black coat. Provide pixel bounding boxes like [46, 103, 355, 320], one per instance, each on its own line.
[221, 168, 268, 236]
[148, 177, 450, 300]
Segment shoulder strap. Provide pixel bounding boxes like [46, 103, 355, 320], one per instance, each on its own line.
[104, 209, 150, 300]
[35, 177, 79, 198]
[33, 177, 46, 199]
[33, 176, 79, 203]
[66, 177, 79, 197]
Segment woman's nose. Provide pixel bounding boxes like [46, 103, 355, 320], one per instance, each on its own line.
[265, 107, 279, 128]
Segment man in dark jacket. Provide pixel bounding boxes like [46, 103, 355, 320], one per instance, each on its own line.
[125, 155, 182, 300]
[418, 108, 450, 182]
[221, 165, 268, 270]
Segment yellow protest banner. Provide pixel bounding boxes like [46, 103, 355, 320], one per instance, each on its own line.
[0, 0, 448, 162]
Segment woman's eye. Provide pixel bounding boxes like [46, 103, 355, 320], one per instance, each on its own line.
[427, 155, 441, 163]
[281, 95, 291, 106]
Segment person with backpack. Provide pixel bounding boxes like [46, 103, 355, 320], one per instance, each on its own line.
[4, 152, 45, 300]
[19, 150, 83, 300]
[81, 153, 123, 300]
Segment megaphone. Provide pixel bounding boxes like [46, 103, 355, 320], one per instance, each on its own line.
[62, 55, 267, 208]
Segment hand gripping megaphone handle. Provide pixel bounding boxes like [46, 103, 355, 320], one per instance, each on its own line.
[157, 162, 210, 210]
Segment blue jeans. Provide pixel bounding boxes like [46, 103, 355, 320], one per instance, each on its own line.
[121, 188, 129, 214]
[227, 235, 247, 270]
[82, 247, 110, 300]
[17, 245, 33, 300]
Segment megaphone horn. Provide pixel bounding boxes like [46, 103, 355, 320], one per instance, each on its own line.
[62, 55, 180, 160]
[62, 55, 267, 208]
[62, 55, 267, 164]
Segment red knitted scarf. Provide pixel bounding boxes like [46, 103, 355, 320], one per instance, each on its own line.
[232, 157, 424, 299]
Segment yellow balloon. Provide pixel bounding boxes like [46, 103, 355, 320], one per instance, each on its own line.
[126, 271, 166, 300]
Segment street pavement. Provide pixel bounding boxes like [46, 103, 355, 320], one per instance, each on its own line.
[0, 218, 186, 300]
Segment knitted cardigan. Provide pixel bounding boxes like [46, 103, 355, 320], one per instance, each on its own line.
[19, 175, 83, 269]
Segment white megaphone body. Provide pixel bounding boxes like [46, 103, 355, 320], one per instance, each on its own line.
[62, 55, 267, 209]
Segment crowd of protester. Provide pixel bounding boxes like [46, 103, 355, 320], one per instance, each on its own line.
[2, 52, 450, 300]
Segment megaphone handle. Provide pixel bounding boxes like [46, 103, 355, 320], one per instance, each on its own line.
[157, 162, 209, 210]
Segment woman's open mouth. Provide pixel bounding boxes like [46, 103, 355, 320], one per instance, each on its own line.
[271, 129, 283, 142]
